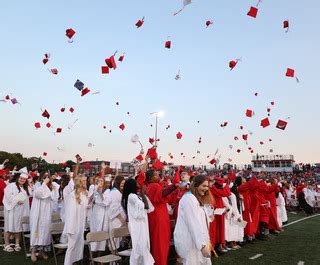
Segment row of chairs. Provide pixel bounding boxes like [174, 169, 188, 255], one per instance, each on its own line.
[18, 213, 131, 265]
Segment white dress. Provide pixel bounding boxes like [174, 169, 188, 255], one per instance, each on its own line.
[276, 192, 288, 227]
[30, 182, 60, 247]
[3, 183, 31, 232]
[127, 193, 154, 265]
[174, 192, 211, 265]
[223, 193, 244, 242]
[63, 179, 88, 265]
[89, 189, 111, 251]
[109, 187, 127, 249]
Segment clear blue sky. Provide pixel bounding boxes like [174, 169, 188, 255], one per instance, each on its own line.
[0, 0, 319, 166]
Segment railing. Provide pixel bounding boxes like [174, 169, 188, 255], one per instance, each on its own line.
[252, 154, 294, 161]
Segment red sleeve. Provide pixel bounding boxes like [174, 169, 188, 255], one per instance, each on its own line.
[238, 181, 251, 192]
[147, 183, 165, 204]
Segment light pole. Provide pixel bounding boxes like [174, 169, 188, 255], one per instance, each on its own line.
[150, 111, 164, 149]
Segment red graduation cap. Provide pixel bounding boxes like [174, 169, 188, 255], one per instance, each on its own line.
[234, 136, 239, 140]
[176, 132, 183, 140]
[5, 95, 10, 100]
[43, 58, 49, 64]
[260, 117, 270, 128]
[206, 20, 213, 27]
[246, 109, 254, 117]
[209, 159, 216, 165]
[135, 17, 144, 28]
[283, 20, 289, 32]
[149, 138, 155, 145]
[240, 126, 244, 130]
[237, 149, 241, 153]
[11, 98, 18, 104]
[81, 87, 90, 96]
[136, 155, 144, 161]
[242, 134, 248, 141]
[152, 159, 164, 170]
[66, 28, 76, 39]
[35, 122, 41, 129]
[50, 69, 58, 75]
[147, 147, 158, 159]
[229, 60, 238, 70]
[105, 56, 117, 70]
[101, 66, 109, 74]
[118, 53, 125, 62]
[214, 177, 225, 185]
[46, 122, 51, 128]
[220, 121, 228, 127]
[109, 129, 112, 133]
[103, 125, 106, 129]
[85, 162, 91, 169]
[165, 40, 171, 49]
[56, 128, 62, 133]
[250, 150, 254, 153]
[269, 138, 272, 142]
[42, 109, 50, 119]
[116, 102, 119, 105]
[276, 119, 288, 130]
[271, 101, 275, 106]
[119, 123, 125, 130]
[254, 92, 258, 96]
[247, 6, 258, 18]
[286, 68, 295, 77]
[43, 152, 47, 156]
[260, 141, 264, 145]
[69, 107, 74, 113]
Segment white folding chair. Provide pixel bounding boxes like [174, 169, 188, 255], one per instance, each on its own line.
[111, 227, 132, 261]
[50, 222, 67, 265]
[21, 216, 32, 259]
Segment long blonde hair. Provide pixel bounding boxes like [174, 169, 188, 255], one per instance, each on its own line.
[74, 175, 88, 204]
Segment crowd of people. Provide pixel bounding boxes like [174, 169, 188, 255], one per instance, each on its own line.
[0, 153, 319, 265]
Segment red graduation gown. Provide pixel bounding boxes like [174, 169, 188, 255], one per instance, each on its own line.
[258, 181, 270, 224]
[238, 181, 254, 237]
[0, 178, 6, 206]
[210, 185, 231, 245]
[266, 184, 280, 231]
[248, 177, 261, 234]
[147, 183, 171, 265]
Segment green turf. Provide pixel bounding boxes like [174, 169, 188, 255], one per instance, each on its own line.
[0, 212, 319, 265]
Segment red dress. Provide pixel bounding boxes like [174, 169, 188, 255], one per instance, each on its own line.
[147, 182, 171, 265]
[266, 184, 280, 231]
[248, 177, 261, 234]
[210, 185, 231, 245]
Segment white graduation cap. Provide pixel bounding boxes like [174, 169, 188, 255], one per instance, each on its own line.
[18, 167, 29, 179]
[174, 0, 192, 15]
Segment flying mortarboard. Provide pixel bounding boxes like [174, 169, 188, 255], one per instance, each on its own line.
[276, 119, 287, 130]
[260, 117, 270, 128]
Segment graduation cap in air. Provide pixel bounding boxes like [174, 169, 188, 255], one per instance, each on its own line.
[74, 79, 84, 91]
[119, 123, 125, 130]
[247, 6, 258, 18]
[60, 107, 65, 112]
[42, 53, 50, 64]
[56, 128, 62, 133]
[220, 121, 228, 127]
[246, 109, 254, 117]
[229, 59, 240, 70]
[136, 155, 144, 161]
[46, 122, 51, 128]
[276, 119, 288, 130]
[118, 53, 125, 62]
[11, 98, 19, 104]
[209, 159, 216, 165]
[81, 87, 90, 97]
[165, 38, 171, 49]
[285, 68, 298, 82]
[135, 17, 144, 28]
[42, 109, 50, 119]
[260, 117, 270, 128]
[49, 68, 58, 75]
[206, 20, 213, 27]
[147, 147, 158, 159]
[43, 152, 47, 156]
[176, 132, 183, 140]
[242, 134, 248, 141]
[69, 107, 75, 113]
[149, 138, 155, 145]
[283, 20, 289, 32]
[105, 55, 117, 70]
[35, 122, 41, 129]
[101, 66, 109, 74]
[152, 159, 164, 170]
[66, 28, 76, 42]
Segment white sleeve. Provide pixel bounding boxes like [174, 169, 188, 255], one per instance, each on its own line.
[34, 183, 52, 199]
[3, 184, 19, 211]
[51, 183, 60, 202]
[109, 191, 122, 220]
[102, 189, 111, 207]
[128, 194, 145, 220]
[63, 179, 74, 198]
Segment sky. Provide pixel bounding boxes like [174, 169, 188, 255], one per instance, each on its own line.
[0, 0, 320, 166]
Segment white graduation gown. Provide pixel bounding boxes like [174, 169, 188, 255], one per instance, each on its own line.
[3, 183, 31, 232]
[223, 193, 244, 242]
[63, 179, 88, 265]
[174, 192, 211, 265]
[127, 193, 154, 265]
[109, 187, 127, 249]
[276, 192, 288, 227]
[30, 182, 60, 246]
[89, 189, 111, 251]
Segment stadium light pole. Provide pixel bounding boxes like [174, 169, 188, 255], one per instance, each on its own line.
[150, 111, 164, 149]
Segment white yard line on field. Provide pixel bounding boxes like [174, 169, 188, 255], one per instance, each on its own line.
[249, 254, 263, 260]
[282, 214, 320, 228]
[297, 261, 305, 265]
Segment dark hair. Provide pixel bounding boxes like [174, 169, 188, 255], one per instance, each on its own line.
[121, 178, 138, 215]
[190, 175, 214, 206]
[113, 176, 125, 191]
[15, 175, 30, 196]
[231, 176, 242, 212]
[58, 174, 70, 200]
[146, 169, 156, 183]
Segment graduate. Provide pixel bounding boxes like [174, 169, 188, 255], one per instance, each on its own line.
[3, 168, 32, 252]
[63, 156, 89, 265]
[265, 178, 281, 233]
[89, 175, 111, 252]
[122, 178, 155, 265]
[109, 175, 126, 249]
[30, 173, 59, 261]
[0, 159, 9, 205]
[146, 168, 178, 265]
[174, 175, 213, 265]
[209, 176, 231, 253]
[276, 183, 288, 228]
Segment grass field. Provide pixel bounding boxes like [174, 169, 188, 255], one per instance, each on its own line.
[0, 211, 319, 265]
